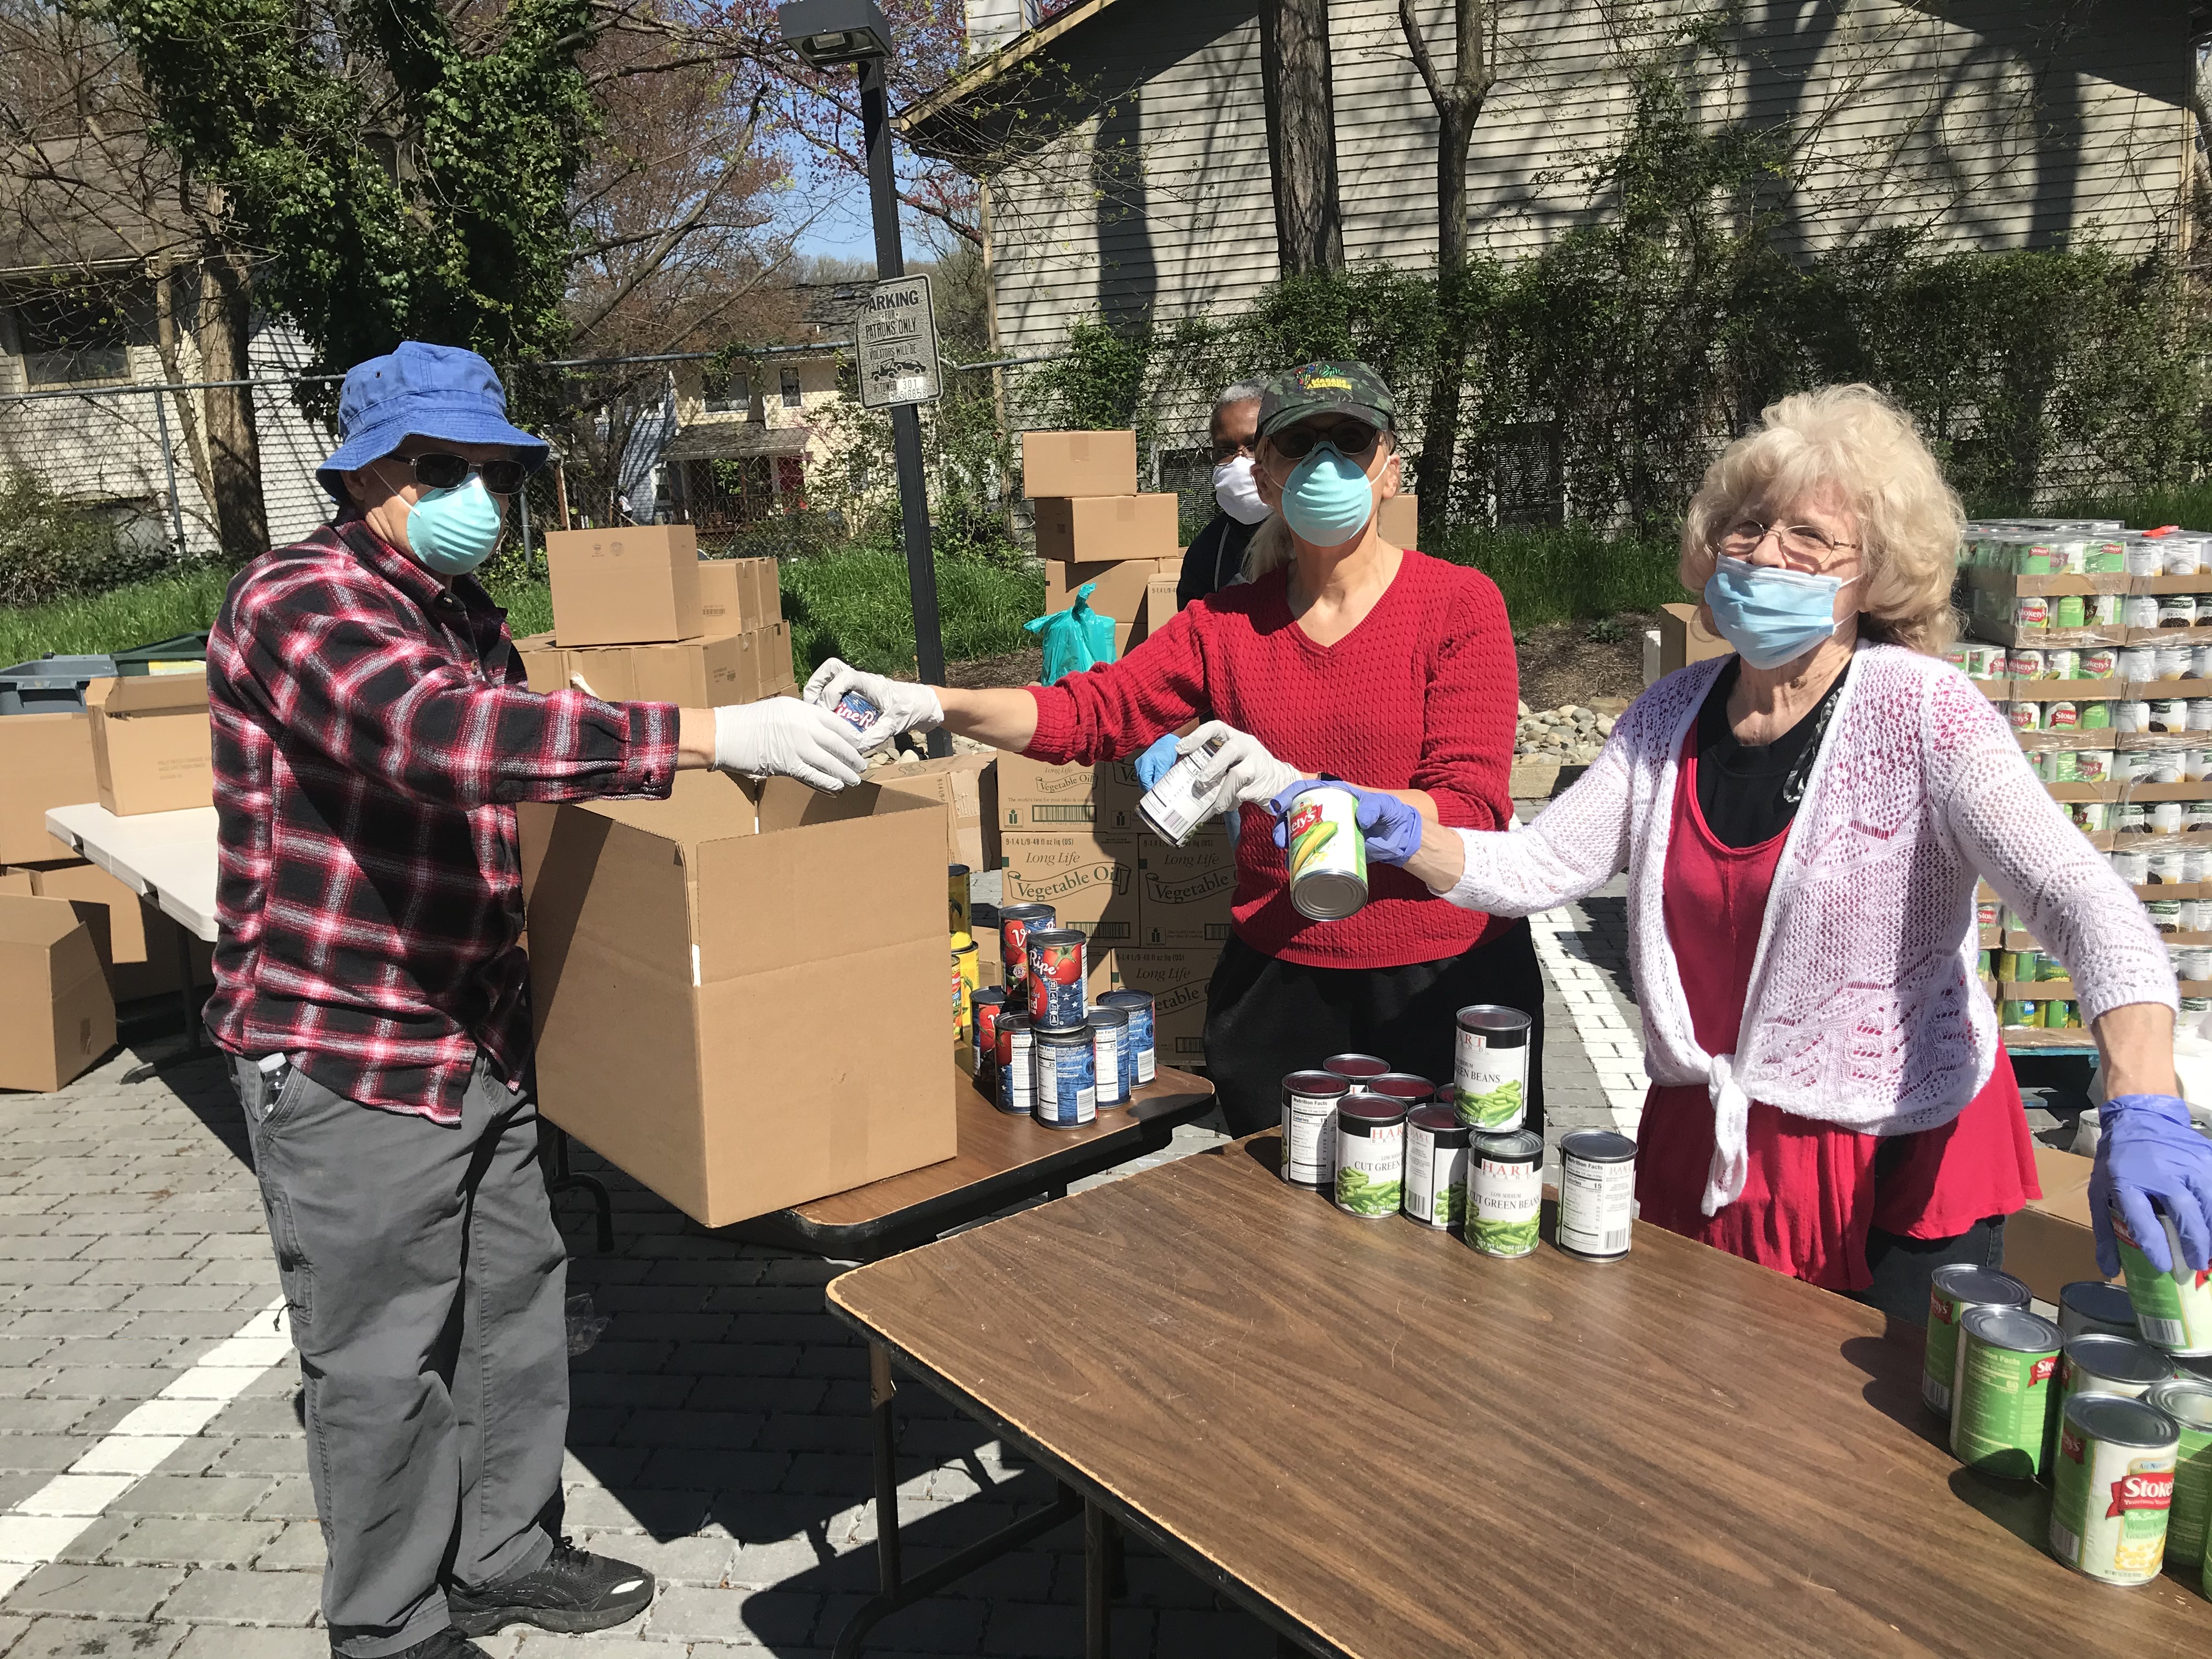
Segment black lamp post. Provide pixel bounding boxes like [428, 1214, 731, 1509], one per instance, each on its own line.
[778, 0, 951, 758]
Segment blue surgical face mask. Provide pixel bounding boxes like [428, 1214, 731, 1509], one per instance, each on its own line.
[1279, 443, 1375, 545]
[1702, 555, 1855, 670]
[404, 476, 505, 575]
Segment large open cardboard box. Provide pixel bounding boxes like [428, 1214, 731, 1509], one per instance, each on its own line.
[519, 772, 954, 1227]
[0, 713, 99, 864]
[2004, 1144, 2106, 1305]
[86, 671, 212, 815]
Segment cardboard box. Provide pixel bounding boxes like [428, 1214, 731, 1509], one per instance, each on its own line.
[517, 633, 754, 706]
[1095, 749, 1231, 848]
[873, 753, 1001, 873]
[2003, 1145, 2106, 1304]
[748, 560, 783, 631]
[0, 894, 115, 1091]
[697, 558, 783, 635]
[1657, 603, 1733, 678]
[1000, 832, 1139, 947]
[21, 860, 212, 1003]
[546, 525, 702, 647]
[755, 620, 795, 694]
[1022, 431, 1138, 499]
[0, 712, 96, 864]
[997, 753, 1101, 832]
[518, 771, 954, 1227]
[86, 671, 211, 816]
[1046, 558, 1175, 630]
[1379, 493, 1418, 547]
[1136, 842, 1238, 949]
[1114, 947, 1215, 1069]
[1032, 496, 1181, 564]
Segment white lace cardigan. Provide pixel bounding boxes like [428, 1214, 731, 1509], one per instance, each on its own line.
[1436, 642, 2176, 1215]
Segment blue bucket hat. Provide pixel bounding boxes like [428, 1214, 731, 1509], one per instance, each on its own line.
[317, 341, 549, 503]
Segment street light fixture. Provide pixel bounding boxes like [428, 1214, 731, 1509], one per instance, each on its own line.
[776, 0, 950, 757]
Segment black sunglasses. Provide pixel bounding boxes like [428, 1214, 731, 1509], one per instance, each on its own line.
[394, 453, 531, 495]
[1268, 420, 1383, 461]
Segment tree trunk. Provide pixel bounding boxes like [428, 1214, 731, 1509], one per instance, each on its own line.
[1415, 106, 1474, 545]
[196, 246, 269, 557]
[1259, 0, 1344, 275]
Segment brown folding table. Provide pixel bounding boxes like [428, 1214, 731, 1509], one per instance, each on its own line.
[827, 1131, 2212, 1658]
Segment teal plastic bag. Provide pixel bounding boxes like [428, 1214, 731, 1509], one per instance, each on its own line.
[1026, 582, 1120, 684]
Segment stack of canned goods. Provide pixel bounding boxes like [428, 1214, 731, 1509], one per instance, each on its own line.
[981, 901, 1156, 1131]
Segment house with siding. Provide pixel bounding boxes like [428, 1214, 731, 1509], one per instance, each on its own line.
[909, 0, 2197, 466]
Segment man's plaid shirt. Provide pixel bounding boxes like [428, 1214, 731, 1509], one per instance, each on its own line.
[205, 518, 679, 1121]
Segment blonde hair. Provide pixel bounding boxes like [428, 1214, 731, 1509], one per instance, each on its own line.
[1679, 384, 1963, 656]
[1239, 432, 1403, 583]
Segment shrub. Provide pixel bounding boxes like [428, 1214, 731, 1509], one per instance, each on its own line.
[0, 471, 179, 610]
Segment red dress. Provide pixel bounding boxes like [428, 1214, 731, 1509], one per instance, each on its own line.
[1635, 741, 2041, 1292]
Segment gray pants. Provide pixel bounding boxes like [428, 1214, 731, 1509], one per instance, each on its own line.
[230, 1049, 568, 1657]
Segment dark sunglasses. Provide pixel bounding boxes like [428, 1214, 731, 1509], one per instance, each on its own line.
[1268, 420, 1383, 461]
[394, 453, 531, 495]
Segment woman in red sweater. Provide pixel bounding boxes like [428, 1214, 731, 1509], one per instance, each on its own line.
[805, 362, 1539, 1135]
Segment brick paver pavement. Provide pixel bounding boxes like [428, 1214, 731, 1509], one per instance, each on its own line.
[0, 889, 1645, 1659]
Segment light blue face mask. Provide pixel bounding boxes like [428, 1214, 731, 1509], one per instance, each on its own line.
[1703, 555, 1855, 670]
[1279, 442, 1376, 546]
[405, 476, 505, 576]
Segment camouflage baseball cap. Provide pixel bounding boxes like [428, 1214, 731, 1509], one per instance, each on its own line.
[1257, 361, 1399, 439]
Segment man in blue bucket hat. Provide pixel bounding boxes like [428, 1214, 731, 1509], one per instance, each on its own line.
[205, 342, 866, 1659]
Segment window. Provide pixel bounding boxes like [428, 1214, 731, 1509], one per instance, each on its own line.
[703, 365, 749, 414]
[10, 281, 143, 387]
[780, 368, 802, 408]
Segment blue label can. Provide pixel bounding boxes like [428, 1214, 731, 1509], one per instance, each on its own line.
[1098, 990, 1154, 1086]
[1032, 1029, 1096, 1128]
[1024, 928, 1088, 1032]
[1087, 1008, 1128, 1107]
[833, 689, 879, 732]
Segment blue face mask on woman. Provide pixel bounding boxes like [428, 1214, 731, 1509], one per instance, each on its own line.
[405, 476, 505, 576]
[1279, 443, 1376, 546]
[1703, 555, 1856, 670]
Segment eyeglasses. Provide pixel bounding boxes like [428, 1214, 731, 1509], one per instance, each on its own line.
[393, 453, 532, 495]
[1268, 420, 1383, 462]
[1716, 517, 1859, 569]
[1210, 436, 1255, 464]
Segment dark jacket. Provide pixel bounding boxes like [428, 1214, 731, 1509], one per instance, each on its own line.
[1177, 512, 1261, 608]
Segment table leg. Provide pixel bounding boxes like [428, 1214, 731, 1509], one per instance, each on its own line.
[870, 1343, 902, 1594]
[540, 1127, 614, 1253]
[121, 926, 208, 1085]
[1085, 1500, 1114, 1659]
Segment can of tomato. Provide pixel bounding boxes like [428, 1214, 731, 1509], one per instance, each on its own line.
[972, 988, 1007, 1084]
[994, 1012, 1034, 1116]
[1285, 786, 1368, 920]
[999, 903, 1055, 993]
[1024, 929, 1088, 1032]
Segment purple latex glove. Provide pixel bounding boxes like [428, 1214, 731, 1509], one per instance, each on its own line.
[1268, 778, 1425, 866]
[2092, 1093, 2212, 1277]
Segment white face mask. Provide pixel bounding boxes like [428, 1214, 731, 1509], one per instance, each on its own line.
[1212, 455, 1270, 525]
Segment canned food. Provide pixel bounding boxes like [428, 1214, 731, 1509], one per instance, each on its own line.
[2176, 947, 2212, 980]
[1031, 1027, 1097, 1128]
[2198, 644, 2212, 679]
[2185, 997, 2212, 1035]
[2008, 649, 2046, 679]
[2120, 647, 2157, 680]
[2159, 646, 2195, 681]
[1556, 1130, 1637, 1262]
[2000, 998, 2041, 1027]
[2046, 701, 2078, 729]
[973, 988, 1007, 1082]
[1324, 1053, 1389, 1087]
[1280, 1070, 1350, 1189]
[2145, 750, 2187, 785]
[2082, 647, 2120, 680]
[2129, 539, 2164, 576]
[2192, 700, 2212, 731]
[1367, 1073, 1434, 1107]
[2016, 595, 2050, 630]
[1977, 899, 2000, 928]
[1998, 949, 2039, 982]
[2147, 1378, 2212, 1574]
[1086, 1007, 1129, 1107]
[1024, 929, 1087, 1031]
[2126, 594, 2164, 630]
[2187, 900, 2212, 933]
[2187, 748, 2212, 782]
[1951, 1305, 2064, 1480]
[995, 1012, 1034, 1115]
[1925, 1266, 2033, 1417]
[2149, 851, 2188, 884]
[2153, 700, 2190, 733]
[2092, 592, 2126, 627]
[2148, 901, 2185, 933]
[2119, 802, 2151, 834]
[1096, 990, 1155, 1086]
[1333, 1092, 1407, 1217]
[2088, 541, 2130, 574]
[2072, 749, 2114, 782]
[2163, 596, 2199, 630]
[2052, 598, 2087, 631]
[999, 903, 1054, 992]
[948, 865, 972, 938]
[2049, 1393, 2179, 1585]
[2052, 1334, 2175, 1468]
[1466, 1129, 1543, 1258]
[2080, 701, 2113, 732]
[2050, 1000, 2082, 1028]
[2190, 802, 2212, 833]
[2115, 702, 2153, 732]
[2023, 749, 2053, 783]
[1402, 1104, 1470, 1229]
[1452, 1005, 1533, 1131]
[2059, 1280, 2140, 1341]
[1285, 786, 1369, 919]
[2171, 538, 2207, 575]
[834, 688, 881, 732]
[2115, 1207, 2212, 1353]
[2007, 701, 2041, 732]
[2153, 801, 2187, 834]
[2113, 850, 2151, 883]
[1135, 734, 1228, 846]
[952, 939, 979, 1040]
[2070, 802, 2109, 832]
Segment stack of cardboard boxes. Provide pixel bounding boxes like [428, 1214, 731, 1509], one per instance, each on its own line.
[519, 526, 796, 705]
[1026, 431, 1184, 657]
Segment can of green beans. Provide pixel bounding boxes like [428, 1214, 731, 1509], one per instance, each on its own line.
[1279, 1070, 1348, 1190]
[2146, 1378, 2212, 1573]
[1951, 1305, 2064, 1480]
[1923, 1266, 2032, 1417]
[1333, 1092, 1407, 1218]
[1465, 1130, 1543, 1259]
[1452, 1005, 1532, 1131]
[1401, 1105, 1469, 1230]
[2049, 1392, 2179, 1585]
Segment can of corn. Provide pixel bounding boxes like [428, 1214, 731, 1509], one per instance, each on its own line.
[2049, 1392, 2179, 1585]
[2146, 1377, 2212, 1574]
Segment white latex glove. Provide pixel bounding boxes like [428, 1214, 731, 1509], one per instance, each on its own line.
[802, 657, 944, 753]
[1182, 720, 1304, 810]
[713, 702, 867, 793]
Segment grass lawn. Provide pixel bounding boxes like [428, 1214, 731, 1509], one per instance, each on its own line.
[0, 565, 239, 669]
[1436, 525, 1690, 629]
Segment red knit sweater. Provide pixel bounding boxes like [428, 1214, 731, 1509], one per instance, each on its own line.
[1024, 550, 1518, 969]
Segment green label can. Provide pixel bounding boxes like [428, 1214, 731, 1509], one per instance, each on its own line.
[1465, 1130, 1542, 1258]
[1333, 1093, 1406, 1218]
[2147, 1378, 2212, 1573]
[1923, 1266, 2030, 1418]
[2050, 1334, 2172, 1471]
[1285, 787, 1368, 921]
[2113, 1207, 2212, 1355]
[1951, 1305, 2064, 1481]
[2050, 1392, 2179, 1585]
[1401, 1105, 1469, 1229]
[2057, 1280, 2138, 1342]
[1452, 1004, 1532, 1131]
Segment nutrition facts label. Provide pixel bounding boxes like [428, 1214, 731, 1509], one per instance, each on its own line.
[1559, 1156, 1634, 1256]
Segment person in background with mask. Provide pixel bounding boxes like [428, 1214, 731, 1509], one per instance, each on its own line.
[204, 342, 866, 1659]
[1363, 383, 2202, 1320]
[1177, 379, 1269, 607]
[804, 362, 1541, 1137]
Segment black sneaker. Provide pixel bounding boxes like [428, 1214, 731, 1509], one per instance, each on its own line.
[333, 1629, 488, 1659]
[446, 1537, 656, 1637]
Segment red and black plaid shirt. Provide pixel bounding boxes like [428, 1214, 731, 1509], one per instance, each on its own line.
[206, 518, 679, 1122]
